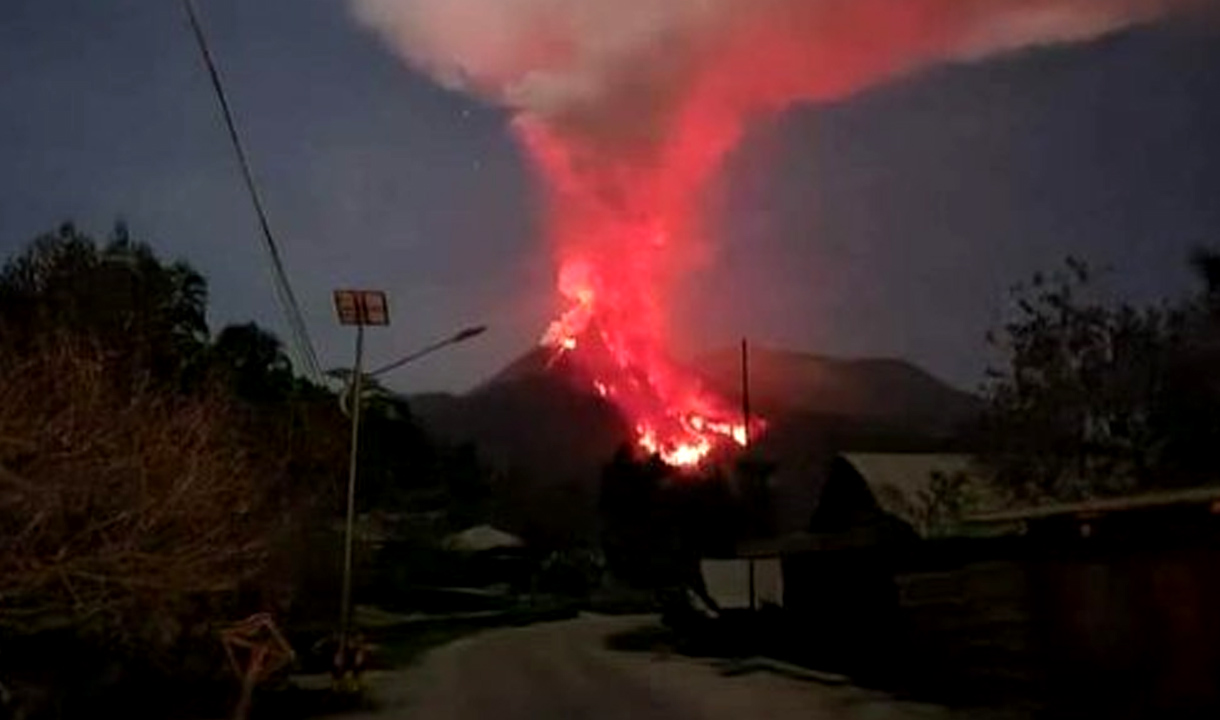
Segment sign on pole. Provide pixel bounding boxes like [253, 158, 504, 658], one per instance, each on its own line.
[333, 289, 389, 327]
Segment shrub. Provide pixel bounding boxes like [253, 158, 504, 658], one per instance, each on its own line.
[0, 337, 288, 678]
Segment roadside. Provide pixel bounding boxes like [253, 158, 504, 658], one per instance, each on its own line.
[248, 602, 577, 717]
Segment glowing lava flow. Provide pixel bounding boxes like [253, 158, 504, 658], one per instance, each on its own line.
[543, 315, 753, 467]
[537, 221, 757, 468]
[519, 99, 763, 467]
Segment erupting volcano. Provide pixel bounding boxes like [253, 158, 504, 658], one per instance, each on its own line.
[522, 114, 758, 467]
[352, 0, 1205, 467]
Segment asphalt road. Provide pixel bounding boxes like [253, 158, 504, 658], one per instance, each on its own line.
[354, 614, 1024, 720]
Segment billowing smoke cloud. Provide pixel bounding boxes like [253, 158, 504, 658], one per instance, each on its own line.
[352, 0, 1199, 145]
[350, 0, 1206, 465]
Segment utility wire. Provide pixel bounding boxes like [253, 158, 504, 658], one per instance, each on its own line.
[183, 0, 323, 382]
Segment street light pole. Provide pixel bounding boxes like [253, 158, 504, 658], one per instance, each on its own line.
[329, 290, 484, 683]
[338, 322, 364, 669]
[331, 289, 388, 681]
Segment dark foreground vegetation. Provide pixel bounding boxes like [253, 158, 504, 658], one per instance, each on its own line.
[0, 224, 503, 719]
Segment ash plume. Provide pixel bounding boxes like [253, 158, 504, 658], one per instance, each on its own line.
[349, 0, 1208, 464]
[351, 0, 1203, 152]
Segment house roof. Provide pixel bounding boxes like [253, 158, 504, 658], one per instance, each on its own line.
[442, 524, 525, 552]
[841, 452, 1001, 536]
[721, 454, 998, 558]
[965, 485, 1220, 525]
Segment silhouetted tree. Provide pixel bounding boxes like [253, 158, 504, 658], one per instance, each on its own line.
[982, 253, 1220, 500]
[981, 258, 1173, 499]
[1148, 248, 1220, 485]
[209, 322, 293, 402]
[1191, 248, 1220, 306]
[599, 448, 676, 588]
[598, 448, 739, 590]
[0, 223, 208, 379]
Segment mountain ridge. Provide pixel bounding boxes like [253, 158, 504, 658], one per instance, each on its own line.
[408, 344, 980, 542]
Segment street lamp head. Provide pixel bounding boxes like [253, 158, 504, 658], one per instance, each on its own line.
[365, 323, 488, 379]
[451, 325, 487, 343]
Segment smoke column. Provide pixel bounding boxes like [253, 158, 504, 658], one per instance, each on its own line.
[350, 0, 1204, 466]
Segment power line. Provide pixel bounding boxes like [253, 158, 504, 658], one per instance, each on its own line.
[182, 0, 323, 382]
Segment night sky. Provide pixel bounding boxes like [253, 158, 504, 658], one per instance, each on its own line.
[3, 0, 1218, 394]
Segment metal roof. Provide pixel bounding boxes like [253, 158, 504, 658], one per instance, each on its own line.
[965, 485, 1220, 525]
[842, 452, 1001, 536]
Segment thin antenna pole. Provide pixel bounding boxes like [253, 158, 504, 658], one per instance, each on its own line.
[183, 0, 322, 382]
[741, 336, 756, 612]
[741, 338, 751, 449]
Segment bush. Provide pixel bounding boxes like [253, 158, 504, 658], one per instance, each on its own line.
[0, 337, 292, 704]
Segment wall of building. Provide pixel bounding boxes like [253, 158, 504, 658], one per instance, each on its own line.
[890, 511, 1220, 716]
